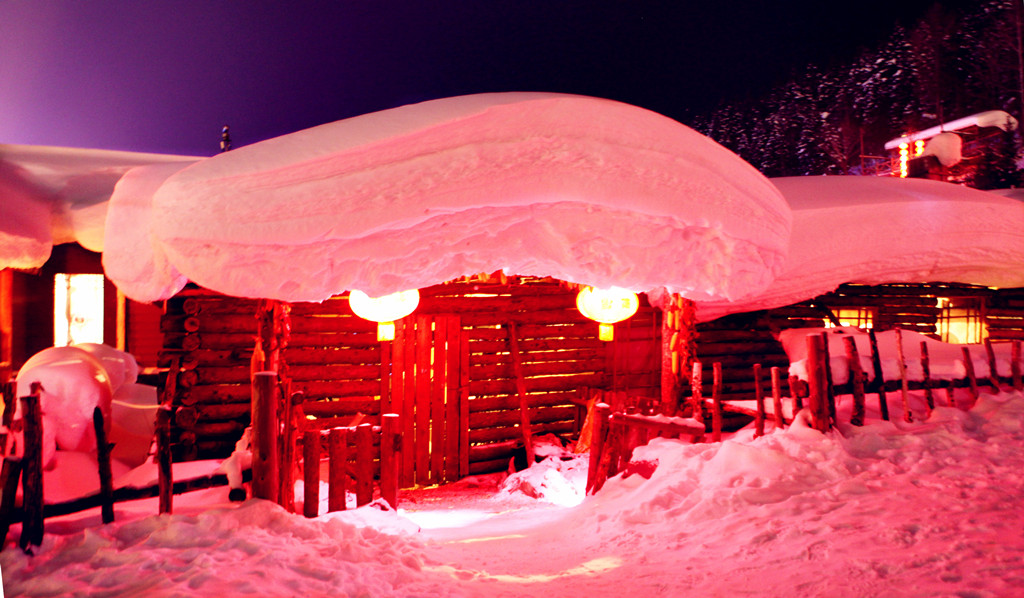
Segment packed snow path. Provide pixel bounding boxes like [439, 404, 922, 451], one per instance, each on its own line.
[3, 390, 1024, 596]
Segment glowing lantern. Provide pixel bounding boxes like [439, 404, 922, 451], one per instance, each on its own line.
[576, 286, 639, 341]
[898, 142, 910, 178]
[914, 139, 925, 156]
[348, 289, 420, 341]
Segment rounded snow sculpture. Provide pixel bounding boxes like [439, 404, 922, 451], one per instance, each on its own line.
[15, 346, 114, 464]
[133, 93, 789, 303]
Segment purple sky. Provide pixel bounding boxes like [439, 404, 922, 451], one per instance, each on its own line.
[0, 1, 978, 156]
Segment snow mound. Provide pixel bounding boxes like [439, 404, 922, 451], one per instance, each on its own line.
[135, 92, 789, 302]
[696, 176, 1024, 320]
[921, 132, 962, 167]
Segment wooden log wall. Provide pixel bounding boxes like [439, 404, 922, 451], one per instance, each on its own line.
[159, 278, 662, 477]
[986, 289, 1024, 341]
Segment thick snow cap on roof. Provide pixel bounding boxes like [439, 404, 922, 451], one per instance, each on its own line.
[884, 110, 1018, 150]
[695, 176, 1024, 321]
[0, 144, 198, 269]
[133, 93, 789, 303]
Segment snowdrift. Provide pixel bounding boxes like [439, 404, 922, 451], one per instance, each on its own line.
[696, 176, 1024, 321]
[107, 92, 790, 303]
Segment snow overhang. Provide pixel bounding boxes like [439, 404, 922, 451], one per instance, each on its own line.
[695, 176, 1024, 321]
[106, 93, 791, 304]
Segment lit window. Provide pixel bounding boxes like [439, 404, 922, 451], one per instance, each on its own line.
[824, 307, 874, 330]
[54, 274, 105, 346]
[936, 297, 985, 344]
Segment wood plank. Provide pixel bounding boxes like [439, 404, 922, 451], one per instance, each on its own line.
[430, 319, 447, 485]
[444, 317, 461, 484]
[459, 332, 471, 478]
[415, 316, 432, 485]
[397, 319, 414, 488]
[506, 322, 536, 466]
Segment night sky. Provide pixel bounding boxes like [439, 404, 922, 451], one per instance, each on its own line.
[0, 1, 980, 157]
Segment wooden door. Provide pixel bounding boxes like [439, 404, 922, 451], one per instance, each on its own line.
[382, 315, 467, 488]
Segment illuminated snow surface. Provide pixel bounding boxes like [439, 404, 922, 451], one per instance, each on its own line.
[5, 390, 1024, 597]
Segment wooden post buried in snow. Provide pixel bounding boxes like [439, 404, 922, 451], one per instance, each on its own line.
[506, 322, 535, 467]
[1012, 340, 1022, 392]
[303, 431, 320, 518]
[753, 363, 765, 438]
[961, 346, 980, 406]
[770, 366, 785, 429]
[251, 371, 280, 503]
[156, 404, 173, 514]
[920, 341, 934, 411]
[804, 334, 829, 433]
[355, 423, 373, 507]
[380, 413, 400, 511]
[19, 389, 44, 552]
[689, 361, 705, 421]
[93, 407, 114, 524]
[868, 329, 889, 421]
[711, 363, 723, 442]
[586, 402, 611, 494]
[843, 336, 866, 427]
[0, 457, 22, 547]
[984, 338, 1000, 391]
[819, 332, 836, 424]
[894, 328, 913, 423]
[328, 427, 349, 513]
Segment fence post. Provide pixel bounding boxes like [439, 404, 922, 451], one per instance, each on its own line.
[586, 403, 611, 494]
[711, 363, 723, 442]
[251, 372, 280, 503]
[753, 363, 765, 438]
[328, 427, 349, 512]
[805, 334, 829, 433]
[380, 414, 400, 510]
[93, 407, 114, 523]
[0, 457, 23, 547]
[770, 366, 785, 430]
[355, 423, 373, 507]
[303, 432, 320, 518]
[19, 390, 44, 552]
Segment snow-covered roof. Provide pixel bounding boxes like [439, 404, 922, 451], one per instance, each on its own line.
[883, 110, 1018, 150]
[0, 144, 199, 269]
[103, 93, 792, 303]
[695, 176, 1024, 321]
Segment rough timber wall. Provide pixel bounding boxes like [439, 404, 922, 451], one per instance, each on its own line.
[159, 278, 662, 473]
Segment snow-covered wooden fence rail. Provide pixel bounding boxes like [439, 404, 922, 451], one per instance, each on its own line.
[586, 397, 705, 494]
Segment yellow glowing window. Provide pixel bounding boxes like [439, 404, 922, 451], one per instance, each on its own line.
[936, 297, 986, 344]
[54, 273, 105, 346]
[825, 308, 874, 330]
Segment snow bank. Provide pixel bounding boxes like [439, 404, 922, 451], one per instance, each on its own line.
[134, 92, 789, 303]
[696, 176, 1024, 321]
[0, 144, 198, 269]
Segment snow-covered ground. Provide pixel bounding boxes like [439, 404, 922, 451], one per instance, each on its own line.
[4, 388, 1024, 597]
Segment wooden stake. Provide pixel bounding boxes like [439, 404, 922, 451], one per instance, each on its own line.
[789, 374, 804, 411]
[894, 328, 912, 423]
[19, 391, 43, 551]
[961, 346, 980, 406]
[156, 405, 173, 514]
[355, 423, 373, 507]
[328, 427, 348, 512]
[0, 457, 23, 548]
[770, 366, 785, 430]
[1013, 340, 1022, 392]
[712, 363, 723, 442]
[984, 338, 1000, 391]
[805, 334, 829, 432]
[819, 332, 836, 424]
[506, 322, 535, 466]
[93, 407, 114, 524]
[303, 432, 320, 518]
[251, 372, 280, 503]
[946, 386, 956, 408]
[920, 341, 934, 411]
[843, 336, 866, 426]
[753, 363, 765, 438]
[868, 329, 889, 421]
[380, 413, 400, 510]
[586, 403, 610, 494]
[690, 361, 704, 422]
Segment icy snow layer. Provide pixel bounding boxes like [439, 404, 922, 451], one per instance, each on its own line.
[696, 176, 1024, 321]
[5, 391, 1024, 597]
[0, 144, 198, 268]
[125, 93, 789, 303]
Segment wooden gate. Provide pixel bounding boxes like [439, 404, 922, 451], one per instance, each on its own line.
[382, 315, 468, 488]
